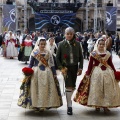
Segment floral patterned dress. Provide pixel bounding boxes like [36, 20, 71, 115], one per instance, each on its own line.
[18, 48, 63, 110]
[74, 51, 120, 108]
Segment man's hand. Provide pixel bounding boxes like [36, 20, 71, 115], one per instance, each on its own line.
[77, 69, 82, 76]
[61, 67, 67, 75]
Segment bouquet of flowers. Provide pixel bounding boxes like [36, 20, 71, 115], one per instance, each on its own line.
[115, 71, 120, 81]
[18, 67, 33, 108]
[22, 67, 34, 76]
[21, 67, 34, 87]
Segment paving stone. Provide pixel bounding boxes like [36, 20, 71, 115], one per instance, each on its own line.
[9, 108, 26, 117]
[7, 117, 26, 120]
[0, 116, 8, 120]
[0, 101, 12, 108]
[2, 89, 15, 94]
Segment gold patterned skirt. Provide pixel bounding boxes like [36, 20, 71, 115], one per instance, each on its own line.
[87, 66, 120, 108]
[30, 66, 63, 109]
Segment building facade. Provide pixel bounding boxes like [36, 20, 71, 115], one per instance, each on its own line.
[117, 0, 120, 31]
[0, 0, 118, 33]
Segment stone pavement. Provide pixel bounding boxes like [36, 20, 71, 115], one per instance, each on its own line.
[0, 51, 120, 120]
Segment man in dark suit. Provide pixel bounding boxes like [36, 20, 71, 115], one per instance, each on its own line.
[56, 27, 83, 115]
[82, 32, 89, 59]
[55, 33, 63, 46]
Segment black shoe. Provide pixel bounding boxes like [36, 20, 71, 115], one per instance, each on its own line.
[67, 107, 73, 115]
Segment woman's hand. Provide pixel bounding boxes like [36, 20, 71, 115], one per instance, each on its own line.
[77, 69, 82, 76]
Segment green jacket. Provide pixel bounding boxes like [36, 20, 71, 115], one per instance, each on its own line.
[56, 40, 83, 69]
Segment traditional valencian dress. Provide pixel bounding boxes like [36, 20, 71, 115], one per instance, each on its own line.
[30, 48, 62, 109]
[74, 50, 120, 108]
[17, 47, 63, 110]
[6, 38, 18, 58]
[24, 38, 33, 61]
[46, 40, 58, 69]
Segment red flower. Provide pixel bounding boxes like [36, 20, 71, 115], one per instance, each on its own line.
[62, 54, 68, 67]
[22, 67, 34, 76]
[63, 54, 67, 59]
[115, 71, 120, 80]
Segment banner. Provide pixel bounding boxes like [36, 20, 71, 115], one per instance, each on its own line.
[3, 5, 16, 32]
[106, 7, 117, 31]
[35, 10, 76, 30]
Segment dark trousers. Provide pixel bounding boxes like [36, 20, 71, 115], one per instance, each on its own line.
[83, 48, 89, 59]
[116, 43, 119, 54]
[65, 65, 78, 88]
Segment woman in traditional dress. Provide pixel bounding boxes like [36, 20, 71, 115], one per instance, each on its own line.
[23, 35, 33, 64]
[18, 37, 63, 111]
[30, 38, 62, 111]
[46, 37, 58, 69]
[74, 38, 120, 113]
[18, 29, 29, 62]
[6, 31, 18, 59]
[87, 33, 95, 54]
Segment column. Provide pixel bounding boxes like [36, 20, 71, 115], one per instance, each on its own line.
[94, 1, 97, 32]
[24, 0, 27, 30]
[0, 11, 2, 33]
[85, 4, 88, 30]
[15, 0, 18, 31]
